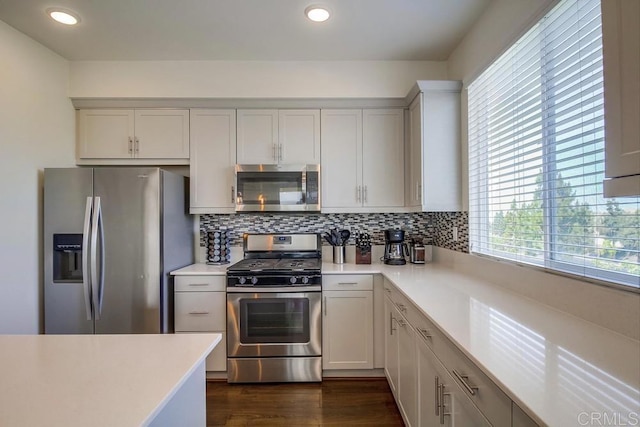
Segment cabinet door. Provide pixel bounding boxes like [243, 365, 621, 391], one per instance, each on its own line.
[362, 109, 405, 207]
[397, 312, 417, 427]
[602, 0, 640, 195]
[322, 290, 373, 370]
[237, 109, 279, 164]
[417, 334, 491, 427]
[134, 109, 190, 159]
[189, 109, 237, 214]
[384, 296, 400, 396]
[77, 109, 135, 159]
[408, 95, 423, 208]
[321, 109, 363, 208]
[279, 110, 320, 164]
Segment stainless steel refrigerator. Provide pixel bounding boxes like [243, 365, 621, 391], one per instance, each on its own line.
[44, 167, 194, 334]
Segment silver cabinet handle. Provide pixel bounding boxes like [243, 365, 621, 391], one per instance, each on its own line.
[278, 144, 283, 161]
[397, 318, 407, 327]
[231, 186, 235, 204]
[418, 328, 432, 340]
[418, 182, 422, 202]
[384, 287, 391, 294]
[128, 137, 133, 154]
[82, 197, 93, 320]
[435, 376, 440, 416]
[364, 185, 368, 203]
[188, 311, 210, 315]
[356, 186, 361, 202]
[396, 303, 406, 312]
[323, 296, 327, 316]
[134, 137, 139, 153]
[439, 381, 446, 424]
[389, 312, 396, 335]
[338, 282, 358, 286]
[188, 283, 209, 287]
[272, 143, 277, 161]
[452, 369, 478, 396]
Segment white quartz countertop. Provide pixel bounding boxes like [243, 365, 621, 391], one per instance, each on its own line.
[171, 260, 639, 425]
[0, 333, 221, 427]
[325, 261, 640, 426]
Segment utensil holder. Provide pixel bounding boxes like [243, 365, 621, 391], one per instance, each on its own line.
[333, 245, 346, 264]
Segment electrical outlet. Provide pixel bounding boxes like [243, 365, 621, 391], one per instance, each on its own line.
[452, 226, 458, 242]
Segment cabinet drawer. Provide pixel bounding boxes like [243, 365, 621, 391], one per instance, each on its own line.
[323, 274, 373, 291]
[175, 275, 225, 292]
[175, 292, 226, 331]
[437, 329, 512, 426]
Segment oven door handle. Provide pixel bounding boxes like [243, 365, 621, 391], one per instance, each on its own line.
[226, 286, 321, 293]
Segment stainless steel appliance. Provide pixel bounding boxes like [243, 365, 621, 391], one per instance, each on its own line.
[383, 229, 409, 265]
[226, 233, 322, 383]
[44, 168, 194, 334]
[234, 164, 320, 212]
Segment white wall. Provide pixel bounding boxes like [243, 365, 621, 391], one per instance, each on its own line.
[445, 0, 639, 339]
[0, 20, 76, 333]
[69, 60, 447, 99]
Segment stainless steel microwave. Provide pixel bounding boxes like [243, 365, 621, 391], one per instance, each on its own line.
[235, 164, 320, 212]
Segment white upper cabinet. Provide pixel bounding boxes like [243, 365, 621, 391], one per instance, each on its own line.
[406, 81, 462, 211]
[321, 108, 405, 212]
[602, 0, 640, 197]
[77, 109, 189, 164]
[189, 109, 237, 214]
[236, 109, 320, 165]
[362, 109, 405, 208]
[321, 109, 363, 209]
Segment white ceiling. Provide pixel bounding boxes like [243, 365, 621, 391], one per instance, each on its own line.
[0, 0, 491, 61]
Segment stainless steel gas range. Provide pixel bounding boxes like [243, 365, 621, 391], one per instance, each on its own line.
[226, 233, 322, 383]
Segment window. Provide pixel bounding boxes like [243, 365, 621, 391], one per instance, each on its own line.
[468, 0, 639, 289]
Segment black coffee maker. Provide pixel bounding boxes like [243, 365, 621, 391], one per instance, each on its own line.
[383, 229, 409, 265]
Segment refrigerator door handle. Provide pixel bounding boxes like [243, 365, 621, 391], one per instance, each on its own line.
[97, 198, 105, 317]
[82, 197, 93, 320]
[91, 197, 104, 319]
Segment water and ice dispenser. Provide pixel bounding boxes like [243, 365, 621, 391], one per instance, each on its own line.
[52, 234, 83, 282]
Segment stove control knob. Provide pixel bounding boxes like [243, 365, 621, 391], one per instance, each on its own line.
[250, 276, 258, 285]
[301, 276, 309, 285]
[289, 276, 297, 284]
[238, 276, 247, 285]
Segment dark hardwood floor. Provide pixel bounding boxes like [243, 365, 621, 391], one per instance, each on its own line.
[206, 378, 404, 426]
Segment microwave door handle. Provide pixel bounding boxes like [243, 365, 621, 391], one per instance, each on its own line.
[82, 197, 93, 320]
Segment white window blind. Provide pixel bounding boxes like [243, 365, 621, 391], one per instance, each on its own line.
[468, 0, 640, 289]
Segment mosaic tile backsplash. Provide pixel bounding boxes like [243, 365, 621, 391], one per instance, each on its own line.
[200, 212, 469, 253]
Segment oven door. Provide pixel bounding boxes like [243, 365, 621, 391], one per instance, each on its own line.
[227, 291, 321, 358]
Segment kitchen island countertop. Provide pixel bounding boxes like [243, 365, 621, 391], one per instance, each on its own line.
[0, 333, 221, 427]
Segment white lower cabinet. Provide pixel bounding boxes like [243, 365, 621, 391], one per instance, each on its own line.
[383, 279, 522, 427]
[322, 274, 374, 370]
[417, 330, 490, 426]
[174, 275, 227, 372]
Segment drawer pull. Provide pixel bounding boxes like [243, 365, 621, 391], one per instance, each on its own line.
[188, 283, 209, 287]
[452, 369, 478, 396]
[389, 312, 396, 335]
[418, 328, 432, 340]
[338, 282, 358, 286]
[396, 303, 407, 312]
[188, 311, 210, 315]
[397, 318, 407, 327]
[384, 287, 391, 293]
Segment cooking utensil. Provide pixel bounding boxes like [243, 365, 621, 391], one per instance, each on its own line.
[340, 230, 351, 245]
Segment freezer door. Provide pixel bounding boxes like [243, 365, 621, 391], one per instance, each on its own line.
[44, 168, 95, 334]
[93, 168, 162, 334]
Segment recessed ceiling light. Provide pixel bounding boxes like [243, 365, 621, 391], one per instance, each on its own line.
[305, 5, 331, 23]
[47, 8, 80, 25]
